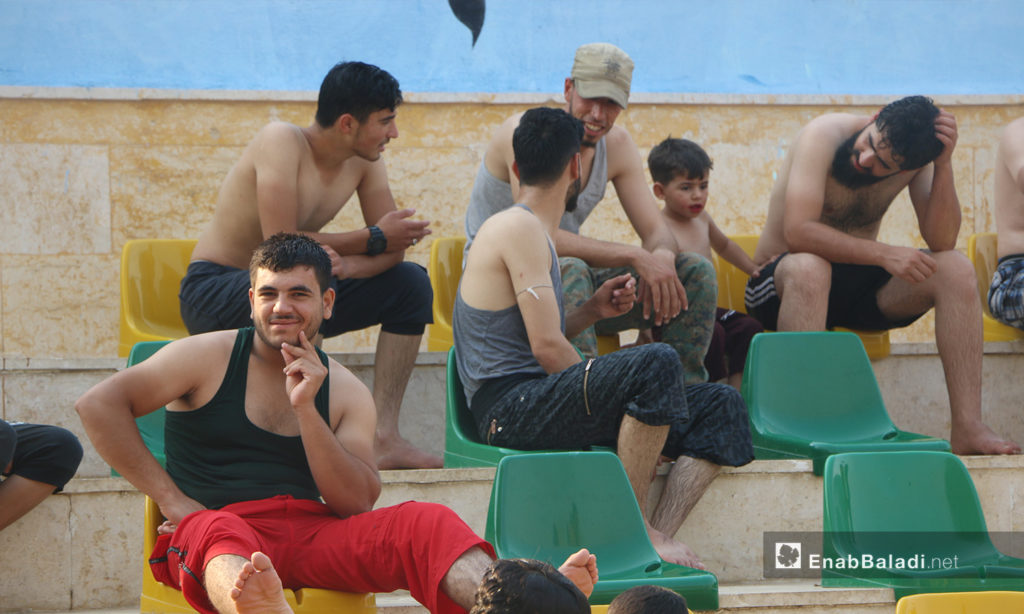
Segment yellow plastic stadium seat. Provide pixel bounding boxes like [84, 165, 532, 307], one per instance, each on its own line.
[426, 237, 466, 352]
[967, 232, 1024, 342]
[426, 236, 619, 354]
[119, 239, 197, 357]
[714, 234, 890, 359]
[140, 496, 375, 614]
[896, 590, 1024, 613]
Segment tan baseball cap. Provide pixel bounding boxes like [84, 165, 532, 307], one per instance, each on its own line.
[571, 43, 634, 109]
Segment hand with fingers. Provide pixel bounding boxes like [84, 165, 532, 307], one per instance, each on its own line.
[375, 209, 432, 252]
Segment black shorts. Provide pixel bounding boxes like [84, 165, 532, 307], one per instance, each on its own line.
[1, 422, 83, 491]
[179, 260, 433, 337]
[745, 253, 927, 331]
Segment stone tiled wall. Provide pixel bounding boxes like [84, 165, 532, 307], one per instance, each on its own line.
[2, 90, 1023, 359]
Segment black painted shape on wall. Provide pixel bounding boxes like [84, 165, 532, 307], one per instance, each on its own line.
[448, 0, 485, 46]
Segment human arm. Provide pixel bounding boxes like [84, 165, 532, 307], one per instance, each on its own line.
[564, 273, 636, 339]
[251, 124, 427, 279]
[281, 331, 380, 517]
[907, 109, 961, 251]
[782, 118, 937, 283]
[557, 548, 599, 598]
[1002, 118, 1024, 193]
[709, 218, 761, 277]
[74, 338, 213, 525]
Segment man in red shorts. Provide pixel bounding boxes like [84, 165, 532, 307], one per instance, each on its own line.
[77, 234, 595, 614]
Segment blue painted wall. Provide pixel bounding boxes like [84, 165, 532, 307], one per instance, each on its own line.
[1, 0, 1022, 95]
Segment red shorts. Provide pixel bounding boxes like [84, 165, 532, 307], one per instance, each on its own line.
[150, 496, 493, 614]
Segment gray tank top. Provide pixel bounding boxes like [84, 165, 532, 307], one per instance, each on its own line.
[464, 136, 608, 249]
[453, 206, 565, 407]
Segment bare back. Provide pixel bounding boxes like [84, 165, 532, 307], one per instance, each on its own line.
[995, 117, 1024, 257]
[756, 114, 917, 263]
[192, 122, 372, 268]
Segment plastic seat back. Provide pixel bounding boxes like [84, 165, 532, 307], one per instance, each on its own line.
[119, 239, 197, 356]
[742, 332, 948, 472]
[896, 590, 1024, 613]
[821, 451, 1024, 597]
[486, 452, 718, 608]
[426, 237, 466, 351]
[967, 232, 1024, 342]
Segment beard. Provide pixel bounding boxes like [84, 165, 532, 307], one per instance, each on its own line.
[565, 176, 582, 213]
[831, 130, 886, 189]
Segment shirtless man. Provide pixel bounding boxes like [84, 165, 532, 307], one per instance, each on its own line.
[465, 43, 716, 384]
[79, 233, 597, 614]
[455, 108, 753, 569]
[989, 117, 1024, 329]
[745, 95, 1018, 455]
[180, 61, 439, 469]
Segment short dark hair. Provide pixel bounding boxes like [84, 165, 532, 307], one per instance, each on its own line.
[470, 559, 590, 614]
[647, 138, 713, 185]
[875, 95, 942, 171]
[513, 107, 584, 187]
[608, 585, 688, 614]
[249, 232, 332, 294]
[315, 61, 403, 127]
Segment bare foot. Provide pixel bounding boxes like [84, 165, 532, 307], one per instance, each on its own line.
[376, 435, 443, 470]
[951, 422, 1021, 455]
[648, 527, 706, 570]
[557, 548, 599, 597]
[231, 552, 293, 614]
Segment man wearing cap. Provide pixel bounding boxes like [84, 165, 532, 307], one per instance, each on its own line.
[464, 43, 716, 384]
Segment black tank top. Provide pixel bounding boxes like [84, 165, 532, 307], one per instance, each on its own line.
[165, 327, 331, 509]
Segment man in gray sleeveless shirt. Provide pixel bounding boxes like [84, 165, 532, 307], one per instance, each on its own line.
[464, 43, 717, 384]
[455, 107, 753, 571]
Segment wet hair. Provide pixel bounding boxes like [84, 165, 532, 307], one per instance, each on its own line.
[647, 138, 713, 185]
[513, 107, 584, 187]
[874, 95, 942, 171]
[608, 585, 688, 614]
[249, 232, 332, 294]
[470, 559, 590, 614]
[314, 61, 403, 127]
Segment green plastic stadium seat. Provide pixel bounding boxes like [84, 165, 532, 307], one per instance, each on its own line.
[822, 451, 1024, 599]
[741, 331, 949, 474]
[485, 451, 718, 609]
[443, 347, 611, 467]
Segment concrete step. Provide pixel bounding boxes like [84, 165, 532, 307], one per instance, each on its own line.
[4, 456, 1023, 612]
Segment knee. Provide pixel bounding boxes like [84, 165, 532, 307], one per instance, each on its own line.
[394, 262, 432, 303]
[644, 343, 685, 378]
[931, 250, 976, 290]
[559, 257, 590, 283]
[676, 252, 717, 286]
[777, 253, 831, 296]
[38, 426, 83, 484]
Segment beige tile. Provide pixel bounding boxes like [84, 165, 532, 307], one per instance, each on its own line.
[3, 368, 119, 478]
[69, 490, 144, 609]
[0, 493, 73, 610]
[2, 254, 119, 358]
[0, 144, 111, 255]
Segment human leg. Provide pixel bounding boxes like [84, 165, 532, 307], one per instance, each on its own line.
[179, 262, 253, 334]
[596, 253, 718, 384]
[0, 423, 83, 531]
[228, 552, 292, 614]
[325, 263, 439, 469]
[703, 316, 728, 383]
[292, 500, 494, 614]
[651, 382, 752, 563]
[876, 251, 1018, 454]
[987, 254, 1024, 329]
[721, 312, 763, 390]
[773, 253, 831, 331]
[373, 331, 442, 469]
[560, 257, 600, 357]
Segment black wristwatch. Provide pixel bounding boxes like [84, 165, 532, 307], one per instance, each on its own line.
[366, 225, 387, 256]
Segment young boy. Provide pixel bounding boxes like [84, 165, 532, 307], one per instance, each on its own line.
[646, 137, 763, 389]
